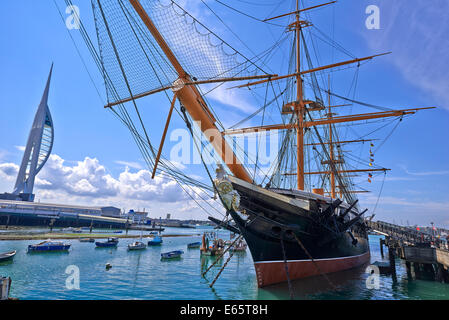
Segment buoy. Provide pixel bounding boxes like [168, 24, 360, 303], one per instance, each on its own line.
[105, 263, 112, 270]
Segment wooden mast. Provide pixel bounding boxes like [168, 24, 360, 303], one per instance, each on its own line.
[295, 0, 305, 190]
[128, 0, 252, 183]
[328, 75, 336, 198]
[221, 107, 434, 135]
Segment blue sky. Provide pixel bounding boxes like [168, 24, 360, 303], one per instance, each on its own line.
[0, 0, 448, 227]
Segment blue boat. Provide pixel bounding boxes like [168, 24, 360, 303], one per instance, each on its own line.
[95, 237, 119, 248]
[187, 242, 201, 249]
[148, 236, 163, 246]
[161, 250, 183, 260]
[27, 240, 71, 252]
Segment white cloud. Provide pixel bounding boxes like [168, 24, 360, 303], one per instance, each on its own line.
[363, 1, 449, 108]
[0, 153, 221, 220]
[115, 160, 143, 170]
[383, 176, 417, 182]
[0, 163, 19, 181]
[404, 169, 449, 177]
[358, 193, 449, 227]
[205, 84, 257, 114]
[36, 154, 195, 201]
[398, 164, 449, 177]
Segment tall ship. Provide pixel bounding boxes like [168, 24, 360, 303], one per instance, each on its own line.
[69, 0, 433, 286]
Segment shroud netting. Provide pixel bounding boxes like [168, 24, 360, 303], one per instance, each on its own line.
[92, 0, 265, 104]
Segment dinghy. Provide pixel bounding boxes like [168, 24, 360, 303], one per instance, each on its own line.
[161, 250, 183, 260]
[95, 238, 119, 248]
[187, 242, 201, 249]
[0, 250, 16, 262]
[148, 235, 163, 246]
[128, 241, 147, 251]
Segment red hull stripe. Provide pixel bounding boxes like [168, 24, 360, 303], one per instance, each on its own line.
[254, 251, 370, 287]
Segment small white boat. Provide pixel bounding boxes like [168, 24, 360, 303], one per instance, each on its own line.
[0, 250, 16, 262]
[128, 241, 147, 251]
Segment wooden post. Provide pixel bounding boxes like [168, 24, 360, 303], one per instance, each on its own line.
[388, 246, 396, 276]
[0, 277, 11, 300]
[379, 238, 384, 258]
[410, 262, 416, 280]
[406, 261, 412, 278]
[435, 264, 444, 283]
[49, 219, 55, 233]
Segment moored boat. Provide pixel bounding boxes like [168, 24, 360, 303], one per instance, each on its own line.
[79, 238, 95, 243]
[148, 236, 163, 246]
[0, 250, 16, 262]
[27, 240, 71, 252]
[128, 241, 147, 251]
[95, 237, 119, 248]
[229, 239, 247, 253]
[62, 227, 82, 233]
[161, 250, 183, 260]
[200, 234, 224, 256]
[187, 242, 201, 249]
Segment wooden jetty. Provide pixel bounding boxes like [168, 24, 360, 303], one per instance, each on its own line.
[367, 220, 449, 283]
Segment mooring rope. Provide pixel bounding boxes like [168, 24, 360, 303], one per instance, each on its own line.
[292, 233, 337, 290]
[280, 232, 294, 300]
[210, 250, 236, 288]
[202, 235, 243, 277]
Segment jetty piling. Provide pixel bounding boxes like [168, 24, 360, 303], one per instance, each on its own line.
[388, 245, 396, 277]
[379, 238, 385, 258]
[367, 220, 449, 283]
[0, 277, 11, 300]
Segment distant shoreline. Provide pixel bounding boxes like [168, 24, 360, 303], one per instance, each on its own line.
[0, 233, 200, 241]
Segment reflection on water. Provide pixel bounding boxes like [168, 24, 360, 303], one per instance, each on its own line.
[257, 263, 370, 300]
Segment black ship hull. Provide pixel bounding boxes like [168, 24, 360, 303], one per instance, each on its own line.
[227, 176, 370, 287]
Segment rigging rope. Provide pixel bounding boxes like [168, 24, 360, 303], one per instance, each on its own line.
[65, 0, 226, 219]
[371, 171, 387, 215]
[292, 232, 337, 290]
[322, 89, 394, 112]
[213, 0, 285, 27]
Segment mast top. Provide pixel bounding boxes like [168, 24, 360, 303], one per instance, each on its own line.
[263, 1, 337, 22]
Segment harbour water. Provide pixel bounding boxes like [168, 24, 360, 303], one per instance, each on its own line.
[1, 227, 448, 300]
